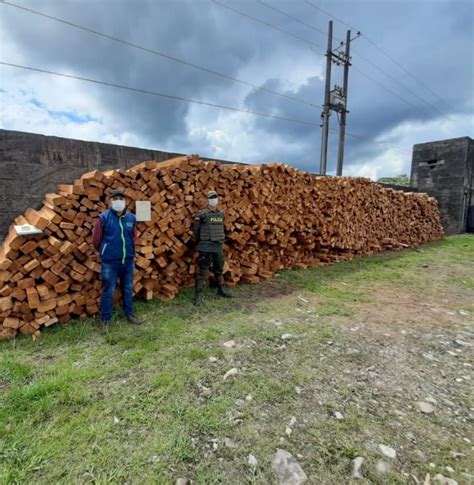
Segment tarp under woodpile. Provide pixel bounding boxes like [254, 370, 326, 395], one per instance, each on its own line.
[0, 155, 444, 339]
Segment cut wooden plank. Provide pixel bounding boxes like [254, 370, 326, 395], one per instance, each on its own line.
[0, 296, 13, 312]
[3, 316, 21, 329]
[37, 298, 58, 313]
[26, 287, 40, 309]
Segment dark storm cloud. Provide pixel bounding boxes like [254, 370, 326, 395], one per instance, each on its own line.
[1, 0, 271, 143]
[1, 0, 473, 171]
[240, 0, 473, 171]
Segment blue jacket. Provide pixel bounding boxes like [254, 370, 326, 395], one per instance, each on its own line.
[99, 209, 136, 263]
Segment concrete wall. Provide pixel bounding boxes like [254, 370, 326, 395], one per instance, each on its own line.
[468, 138, 474, 209]
[411, 136, 474, 235]
[0, 130, 190, 240]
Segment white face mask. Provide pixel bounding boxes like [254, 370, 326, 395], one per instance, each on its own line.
[208, 198, 218, 207]
[111, 199, 126, 212]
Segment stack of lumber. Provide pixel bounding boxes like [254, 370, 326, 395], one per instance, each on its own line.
[0, 155, 444, 339]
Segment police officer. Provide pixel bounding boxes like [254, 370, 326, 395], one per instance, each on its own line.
[192, 190, 234, 305]
[92, 188, 144, 330]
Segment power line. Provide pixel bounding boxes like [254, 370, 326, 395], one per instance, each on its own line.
[351, 47, 445, 117]
[0, 0, 321, 110]
[362, 36, 450, 110]
[0, 61, 412, 155]
[1, 0, 414, 156]
[351, 65, 431, 116]
[257, 0, 443, 117]
[304, 0, 450, 110]
[208, 5, 412, 157]
[255, 0, 334, 41]
[341, 130, 411, 155]
[211, 0, 326, 52]
[0, 61, 321, 126]
[214, 0, 441, 120]
[304, 0, 354, 30]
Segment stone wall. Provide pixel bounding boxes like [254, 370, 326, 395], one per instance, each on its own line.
[411, 136, 473, 235]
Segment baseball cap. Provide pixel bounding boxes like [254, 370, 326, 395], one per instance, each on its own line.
[108, 188, 126, 199]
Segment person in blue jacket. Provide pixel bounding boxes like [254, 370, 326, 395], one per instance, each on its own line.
[92, 188, 143, 330]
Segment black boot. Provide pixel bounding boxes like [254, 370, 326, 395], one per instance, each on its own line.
[217, 286, 234, 298]
[193, 288, 203, 306]
[127, 315, 144, 325]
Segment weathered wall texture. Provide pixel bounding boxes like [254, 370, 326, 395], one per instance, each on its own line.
[411, 136, 474, 235]
[0, 129, 184, 240]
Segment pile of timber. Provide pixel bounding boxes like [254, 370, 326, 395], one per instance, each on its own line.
[0, 155, 444, 339]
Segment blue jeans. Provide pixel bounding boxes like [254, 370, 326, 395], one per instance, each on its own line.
[100, 260, 135, 321]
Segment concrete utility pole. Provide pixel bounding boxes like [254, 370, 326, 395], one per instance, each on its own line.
[336, 29, 351, 176]
[319, 20, 333, 176]
[319, 23, 359, 176]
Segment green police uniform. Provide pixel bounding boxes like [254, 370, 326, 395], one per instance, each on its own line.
[192, 207, 233, 304]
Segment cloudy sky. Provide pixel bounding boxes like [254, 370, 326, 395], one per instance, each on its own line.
[1, 0, 473, 179]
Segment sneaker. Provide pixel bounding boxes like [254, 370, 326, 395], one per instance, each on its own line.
[127, 315, 144, 325]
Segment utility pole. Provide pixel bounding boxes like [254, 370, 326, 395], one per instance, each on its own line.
[336, 29, 351, 176]
[319, 20, 332, 176]
[319, 23, 359, 176]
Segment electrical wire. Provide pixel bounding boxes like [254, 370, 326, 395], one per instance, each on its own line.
[0, 0, 322, 109]
[211, 0, 326, 52]
[351, 65, 431, 116]
[256, 0, 444, 116]
[255, 0, 334, 40]
[304, 0, 450, 110]
[7, 0, 431, 120]
[362, 36, 450, 110]
[0, 61, 412, 154]
[0, 61, 321, 126]
[351, 47, 445, 117]
[214, 0, 442, 119]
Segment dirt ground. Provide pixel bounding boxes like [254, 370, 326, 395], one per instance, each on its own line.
[291, 283, 474, 484]
[223, 235, 474, 483]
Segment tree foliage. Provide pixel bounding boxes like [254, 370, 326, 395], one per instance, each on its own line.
[377, 174, 410, 186]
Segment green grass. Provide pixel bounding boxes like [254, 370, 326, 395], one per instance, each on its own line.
[1, 235, 473, 484]
[0, 361, 32, 384]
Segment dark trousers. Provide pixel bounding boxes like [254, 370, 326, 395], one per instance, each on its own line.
[196, 251, 225, 289]
[100, 260, 134, 321]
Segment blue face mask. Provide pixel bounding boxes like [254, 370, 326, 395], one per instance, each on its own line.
[208, 198, 218, 207]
